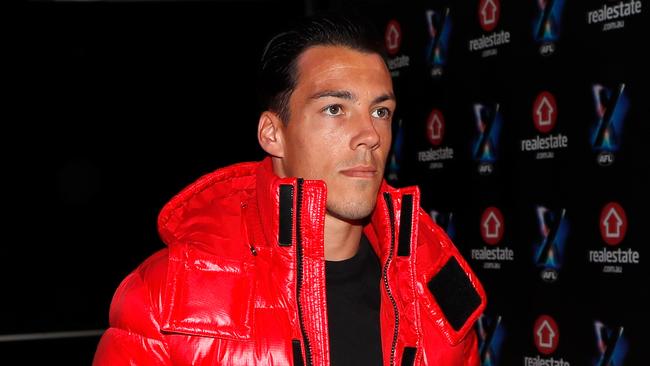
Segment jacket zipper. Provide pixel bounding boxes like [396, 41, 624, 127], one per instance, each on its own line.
[295, 178, 313, 366]
[383, 193, 400, 366]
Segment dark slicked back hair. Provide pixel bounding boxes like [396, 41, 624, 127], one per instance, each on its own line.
[257, 13, 387, 123]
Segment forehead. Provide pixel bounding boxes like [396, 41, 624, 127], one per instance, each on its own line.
[294, 45, 392, 93]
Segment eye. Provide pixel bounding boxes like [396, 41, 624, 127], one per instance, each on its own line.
[322, 104, 343, 116]
[371, 107, 392, 119]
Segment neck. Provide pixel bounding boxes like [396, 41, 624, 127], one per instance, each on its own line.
[324, 213, 364, 261]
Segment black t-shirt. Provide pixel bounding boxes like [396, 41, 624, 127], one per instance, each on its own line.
[325, 235, 383, 366]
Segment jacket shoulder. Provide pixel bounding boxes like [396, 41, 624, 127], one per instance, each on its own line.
[108, 249, 170, 339]
[415, 207, 487, 346]
[93, 249, 172, 365]
[416, 209, 453, 251]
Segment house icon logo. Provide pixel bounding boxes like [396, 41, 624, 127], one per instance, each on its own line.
[481, 206, 504, 245]
[533, 91, 557, 133]
[426, 109, 445, 146]
[385, 20, 402, 56]
[600, 202, 627, 246]
[478, 0, 500, 32]
[534, 315, 559, 355]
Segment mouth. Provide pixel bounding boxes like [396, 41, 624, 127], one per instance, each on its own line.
[340, 166, 378, 178]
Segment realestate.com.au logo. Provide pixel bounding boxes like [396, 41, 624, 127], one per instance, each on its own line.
[524, 315, 571, 366]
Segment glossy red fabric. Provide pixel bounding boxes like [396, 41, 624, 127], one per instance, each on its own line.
[93, 158, 486, 365]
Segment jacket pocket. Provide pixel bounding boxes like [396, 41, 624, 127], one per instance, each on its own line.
[420, 255, 484, 346]
[162, 244, 255, 340]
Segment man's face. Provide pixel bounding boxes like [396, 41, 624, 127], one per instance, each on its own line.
[277, 45, 395, 221]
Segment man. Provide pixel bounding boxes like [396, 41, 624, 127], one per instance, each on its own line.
[94, 14, 486, 366]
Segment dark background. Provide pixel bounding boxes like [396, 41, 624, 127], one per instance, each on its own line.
[12, 1, 306, 363]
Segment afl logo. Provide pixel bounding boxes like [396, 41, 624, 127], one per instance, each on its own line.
[426, 109, 445, 146]
[600, 202, 627, 246]
[481, 206, 504, 245]
[385, 20, 402, 55]
[478, 0, 500, 32]
[533, 91, 557, 133]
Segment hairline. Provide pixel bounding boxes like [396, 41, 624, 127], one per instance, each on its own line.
[275, 44, 387, 124]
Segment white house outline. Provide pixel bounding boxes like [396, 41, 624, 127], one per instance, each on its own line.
[603, 207, 623, 238]
[481, 0, 498, 26]
[386, 23, 400, 51]
[536, 95, 554, 127]
[430, 113, 443, 140]
[536, 320, 556, 349]
[483, 211, 501, 239]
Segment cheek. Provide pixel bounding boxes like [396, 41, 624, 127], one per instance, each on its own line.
[310, 121, 350, 150]
[286, 133, 338, 178]
[382, 126, 392, 144]
[378, 125, 393, 158]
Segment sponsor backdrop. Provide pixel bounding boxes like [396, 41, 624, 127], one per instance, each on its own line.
[341, 0, 648, 364]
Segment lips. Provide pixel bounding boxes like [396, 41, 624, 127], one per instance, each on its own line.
[340, 166, 377, 178]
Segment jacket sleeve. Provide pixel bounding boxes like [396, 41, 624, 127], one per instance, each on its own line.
[463, 329, 480, 366]
[93, 250, 172, 366]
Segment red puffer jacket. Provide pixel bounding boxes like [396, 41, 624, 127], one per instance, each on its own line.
[93, 158, 486, 366]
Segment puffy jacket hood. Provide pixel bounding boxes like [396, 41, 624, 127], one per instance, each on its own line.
[157, 160, 260, 250]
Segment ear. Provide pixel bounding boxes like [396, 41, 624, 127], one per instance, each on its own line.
[257, 111, 286, 158]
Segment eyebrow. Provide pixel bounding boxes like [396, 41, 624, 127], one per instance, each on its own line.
[309, 90, 396, 105]
[372, 93, 396, 105]
[310, 90, 355, 101]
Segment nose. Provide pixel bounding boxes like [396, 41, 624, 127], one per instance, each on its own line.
[350, 113, 381, 151]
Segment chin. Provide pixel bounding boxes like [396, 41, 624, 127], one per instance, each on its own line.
[327, 199, 376, 222]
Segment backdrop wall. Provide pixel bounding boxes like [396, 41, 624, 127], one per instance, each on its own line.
[355, 0, 648, 364]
